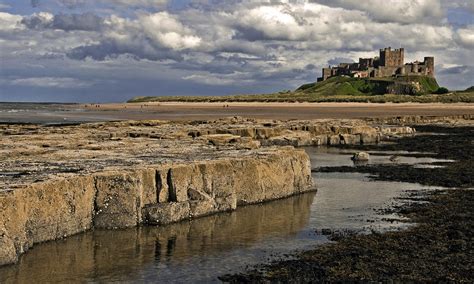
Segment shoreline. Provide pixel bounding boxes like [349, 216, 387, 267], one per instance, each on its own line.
[0, 102, 472, 124]
[98, 101, 474, 108]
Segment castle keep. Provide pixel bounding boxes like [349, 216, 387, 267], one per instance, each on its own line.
[317, 47, 434, 82]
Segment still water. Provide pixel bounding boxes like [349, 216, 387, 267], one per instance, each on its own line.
[0, 147, 445, 283]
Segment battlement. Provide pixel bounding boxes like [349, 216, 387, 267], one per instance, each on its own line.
[379, 47, 404, 53]
[317, 47, 434, 82]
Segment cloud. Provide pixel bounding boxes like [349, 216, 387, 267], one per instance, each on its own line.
[232, 5, 312, 41]
[0, 12, 23, 31]
[66, 12, 201, 61]
[328, 57, 355, 65]
[455, 25, 474, 48]
[311, 0, 444, 24]
[55, 0, 168, 8]
[438, 65, 469, 75]
[9, 77, 94, 88]
[107, 0, 168, 7]
[139, 12, 201, 50]
[21, 12, 103, 31]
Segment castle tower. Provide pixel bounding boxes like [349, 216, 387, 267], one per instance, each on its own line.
[379, 47, 404, 67]
[424, 57, 434, 77]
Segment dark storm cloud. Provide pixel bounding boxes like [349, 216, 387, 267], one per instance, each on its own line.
[438, 65, 469, 75]
[233, 26, 269, 42]
[170, 57, 249, 75]
[53, 13, 103, 31]
[67, 42, 184, 62]
[21, 12, 104, 31]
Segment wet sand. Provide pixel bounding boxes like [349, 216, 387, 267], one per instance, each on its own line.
[80, 102, 474, 121]
[0, 102, 472, 124]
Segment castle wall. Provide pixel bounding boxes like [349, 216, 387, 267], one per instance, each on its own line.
[359, 58, 374, 69]
[322, 68, 332, 81]
[373, 66, 399, 77]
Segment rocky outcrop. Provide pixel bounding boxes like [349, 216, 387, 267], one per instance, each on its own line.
[367, 114, 474, 126]
[0, 117, 416, 266]
[351, 152, 370, 161]
[186, 117, 415, 147]
[0, 148, 312, 266]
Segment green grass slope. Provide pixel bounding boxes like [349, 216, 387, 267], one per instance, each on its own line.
[296, 76, 439, 96]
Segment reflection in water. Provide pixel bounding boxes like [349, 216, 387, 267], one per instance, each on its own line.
[304, 146, 454, 168]
[0, 192, 316, 283]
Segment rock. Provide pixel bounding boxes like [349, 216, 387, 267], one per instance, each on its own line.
[328, 135, 341, 145]
[0, 116, 419, 265]
[340, 134, 360, 145]
[143, 202, 191, 225]
[360, 132, 379, 144]
[203, 134, 241, 146]
[389, 155, 400, 162]
[351, 152, 370, 162]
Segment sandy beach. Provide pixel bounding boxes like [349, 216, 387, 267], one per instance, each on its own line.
[0, 102, 472, 124]
[79, 102, 474, 121]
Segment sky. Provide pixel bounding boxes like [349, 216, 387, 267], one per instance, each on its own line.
[0, 0, 473, 103]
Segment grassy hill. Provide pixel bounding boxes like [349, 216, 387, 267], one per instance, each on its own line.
[129, 76, 473, 103]
[296, 76, 440, 96]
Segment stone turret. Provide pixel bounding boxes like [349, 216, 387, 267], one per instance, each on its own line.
[424, 57, 434, 77]
[379, 47, 404, 67]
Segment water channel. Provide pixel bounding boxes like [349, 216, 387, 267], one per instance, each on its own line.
[0, 146, 448, 283]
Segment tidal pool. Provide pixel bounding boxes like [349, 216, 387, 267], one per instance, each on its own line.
[0, 147, 443, 283]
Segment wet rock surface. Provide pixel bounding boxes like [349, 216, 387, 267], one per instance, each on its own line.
[0, 117, 416, 266]
[220, 125, 474, 282]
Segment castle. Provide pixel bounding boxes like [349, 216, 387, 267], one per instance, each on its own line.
[317, 47, 434, 82]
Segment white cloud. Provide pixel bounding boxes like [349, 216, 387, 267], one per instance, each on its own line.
[455, 25, 474, 48]
[0, 12, 23, 31]
[139, 12, 201, 50]
[312, 0, 444, 24]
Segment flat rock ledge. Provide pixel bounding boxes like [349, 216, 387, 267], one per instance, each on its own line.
[0, 117, 414, 266]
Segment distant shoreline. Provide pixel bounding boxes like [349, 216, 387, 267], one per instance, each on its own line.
[0, 102, 473, 124]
